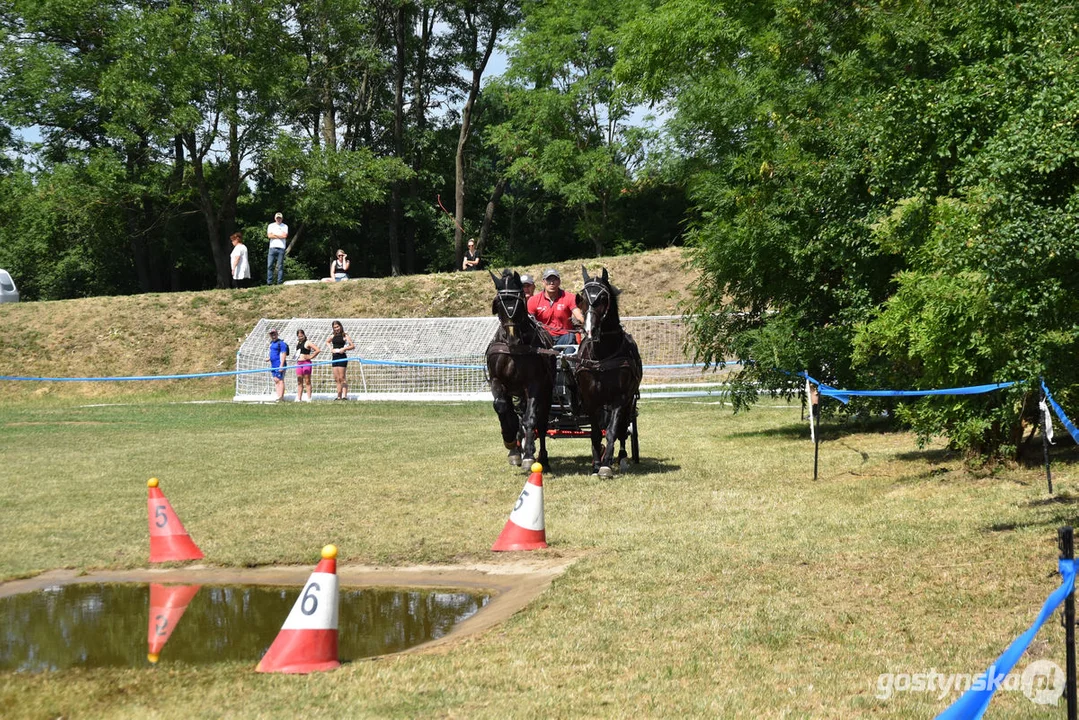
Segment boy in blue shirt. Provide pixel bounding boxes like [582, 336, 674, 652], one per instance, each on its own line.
[267, 328, 290, 402]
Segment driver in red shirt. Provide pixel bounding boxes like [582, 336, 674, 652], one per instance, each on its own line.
[527, 268, 584, 346]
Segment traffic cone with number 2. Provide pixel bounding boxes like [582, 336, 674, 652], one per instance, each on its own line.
[492, 463, 548, 551]
[256, 544, 341, 674]
[147, 478, 204, 563]
[147, 583, 201, 663]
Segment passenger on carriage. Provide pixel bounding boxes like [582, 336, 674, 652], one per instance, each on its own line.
[527, 268, 584, 347]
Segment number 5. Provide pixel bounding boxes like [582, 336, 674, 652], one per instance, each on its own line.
[514, 489, 529, 512]
[154, 505, 168, 528]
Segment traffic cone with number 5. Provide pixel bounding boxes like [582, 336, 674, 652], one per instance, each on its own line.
[492, 463, 548, 551]
[256, 544, 341, 673]
[147, 478, 204, 563]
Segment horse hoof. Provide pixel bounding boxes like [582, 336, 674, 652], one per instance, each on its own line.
[598, 466, 614, 479]
[619, 458, 629, 471]
[508, 454, 522, 467]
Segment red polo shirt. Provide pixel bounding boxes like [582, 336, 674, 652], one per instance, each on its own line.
[528, 289, 577, 336]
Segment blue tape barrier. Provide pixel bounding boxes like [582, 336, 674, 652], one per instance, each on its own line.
[0, 358, 711, 382]
[1042, 380, 1079, 446]
[936, 558, 1076, 719]
[799, 372, 1017, 405]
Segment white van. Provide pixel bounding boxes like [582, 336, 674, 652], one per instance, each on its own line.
[0, 269, 19, 303]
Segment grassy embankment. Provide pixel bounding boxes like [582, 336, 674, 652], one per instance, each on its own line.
[0, 247, 694, 402]
[1, 398, 1077, 718]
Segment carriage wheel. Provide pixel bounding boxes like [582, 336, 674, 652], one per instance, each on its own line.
[630, 413, 640, 463]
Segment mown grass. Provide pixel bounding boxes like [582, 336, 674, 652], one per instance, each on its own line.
[1, 396, 1077, 718]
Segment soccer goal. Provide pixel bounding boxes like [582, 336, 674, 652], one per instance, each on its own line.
[233, 315, 736, 402]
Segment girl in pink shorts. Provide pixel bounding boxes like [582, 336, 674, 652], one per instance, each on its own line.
[295, 329, 320, 402]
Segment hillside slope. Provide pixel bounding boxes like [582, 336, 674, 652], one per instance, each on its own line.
[0, 248, 694, 399]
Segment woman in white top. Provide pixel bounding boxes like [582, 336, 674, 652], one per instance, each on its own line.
[229, 232, 251, 288]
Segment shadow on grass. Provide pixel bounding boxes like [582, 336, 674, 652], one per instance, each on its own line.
[545, 454, 681, 478]
[986, 491, 1079, 533]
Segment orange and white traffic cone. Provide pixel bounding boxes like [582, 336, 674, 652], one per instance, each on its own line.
[256, 544, 341, 674]
[492, 463, 548, 551]
[147, 583, 201, 664]
[147, 478, 204, 563]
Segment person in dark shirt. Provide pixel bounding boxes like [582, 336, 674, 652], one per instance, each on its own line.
[462, 239, 481, 271]
[324, 320, 355, 400]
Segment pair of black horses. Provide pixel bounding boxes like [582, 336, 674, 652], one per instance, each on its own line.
[485, 267, 643, 478]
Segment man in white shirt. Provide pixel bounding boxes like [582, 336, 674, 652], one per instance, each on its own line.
[266, 212, 288, 285]
[230, 232, 251, 288]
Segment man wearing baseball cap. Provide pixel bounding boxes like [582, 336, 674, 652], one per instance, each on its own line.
[520, 273, 536, 298]
[266, 328, 290, 402]
[527, 268, 584, 346]
[266, 212, 288, 285]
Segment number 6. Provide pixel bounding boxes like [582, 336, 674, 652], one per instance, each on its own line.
[300, 582, 320, 615]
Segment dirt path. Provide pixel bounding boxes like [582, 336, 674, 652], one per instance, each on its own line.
[0, 554, 581, 657]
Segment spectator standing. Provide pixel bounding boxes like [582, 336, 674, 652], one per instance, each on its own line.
[527, 268, 584, 346]
[326, 249, 350, 282]
[461, 239, 481, 271]
[266, 212, 288, 285]
[230, 232, 251, 288]
[325, 320, 355, 400]
[266, 328, 289, 402]
[295, 328, 320, 402]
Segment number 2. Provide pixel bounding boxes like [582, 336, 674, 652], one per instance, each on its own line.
[154, 614, 169, 636]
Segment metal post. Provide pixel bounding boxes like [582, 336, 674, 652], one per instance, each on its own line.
[811, 386, 820, 482]
[1060, 526, 1076, 720]
[1042, 388, 1054, 495]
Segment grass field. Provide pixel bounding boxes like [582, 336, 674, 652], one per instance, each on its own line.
[1, 394, 1077, 718]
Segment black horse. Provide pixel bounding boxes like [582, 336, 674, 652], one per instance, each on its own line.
[485, 269, 556, 469]
[572, 266, 642, 478]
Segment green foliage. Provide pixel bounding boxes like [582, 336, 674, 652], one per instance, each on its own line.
[620, 0, 1079, 456]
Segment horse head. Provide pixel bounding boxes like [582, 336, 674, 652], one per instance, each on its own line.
[578, 266, 621, 340]
[490, 268, 529, 341]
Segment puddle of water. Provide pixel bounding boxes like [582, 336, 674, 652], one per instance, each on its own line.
[0, 583, 490, 671]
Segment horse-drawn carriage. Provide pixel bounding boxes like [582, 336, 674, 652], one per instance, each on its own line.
[486, 267, 642, 477]
[546, 344, 640, 466]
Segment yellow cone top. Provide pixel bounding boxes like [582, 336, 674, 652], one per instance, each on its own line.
[147, 653, 160, 663]
[321, 544, 338, 560]
[147, 478, 159, 488]
[531, 462, 543, 473]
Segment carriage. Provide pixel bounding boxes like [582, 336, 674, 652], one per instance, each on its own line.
[545, 344, 640, 465]
[488, 266, 643, 476]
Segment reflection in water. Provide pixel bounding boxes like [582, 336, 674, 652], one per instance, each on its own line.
[0, 583, 490, 671]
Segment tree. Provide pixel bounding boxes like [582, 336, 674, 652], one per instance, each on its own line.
[618, 0, 1079, 456]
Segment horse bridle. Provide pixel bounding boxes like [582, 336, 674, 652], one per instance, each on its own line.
[581, 281, 612, 338]
[496, 288, 527, 338]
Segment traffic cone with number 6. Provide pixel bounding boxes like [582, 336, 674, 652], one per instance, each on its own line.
[492, 463, 548, 551]
[147, 478, 204, 563]
[256, 544, 341, 674]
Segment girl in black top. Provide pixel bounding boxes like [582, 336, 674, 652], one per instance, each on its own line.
[324, 320, 355, 400]
[330, 249, 350, 281]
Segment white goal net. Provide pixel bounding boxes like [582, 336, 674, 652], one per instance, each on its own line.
[234, 315, 736, 402]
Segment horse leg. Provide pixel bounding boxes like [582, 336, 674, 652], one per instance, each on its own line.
[491, 380, 521, 466]
[598, 404, 622, 478]
[616, 400, 633, 471]
[519, 393, 538, 469]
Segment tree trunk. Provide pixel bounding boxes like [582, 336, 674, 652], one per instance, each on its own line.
[388, 1, 407, 276]
[184, 132, 231, 288]
[405, 5, 434, 275]
[453, 10, 501, 268]
[478, 176, 507, 254]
